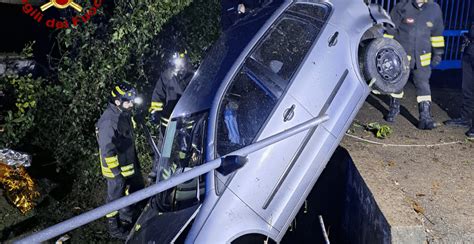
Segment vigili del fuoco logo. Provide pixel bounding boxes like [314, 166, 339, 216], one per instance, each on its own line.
[21, 0, 103, 29]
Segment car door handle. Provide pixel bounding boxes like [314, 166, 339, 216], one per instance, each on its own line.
[328, 31, 339, 47]
[283, 104, 295, 122]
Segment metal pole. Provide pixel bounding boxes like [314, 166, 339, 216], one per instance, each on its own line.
[15, 160, 222, 244]
[319, 215, 330, 244]
[15, 115, 329, 244]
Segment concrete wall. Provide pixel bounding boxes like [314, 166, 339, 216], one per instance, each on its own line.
[281, 147, 425, 244]
[342, 157, 391, 243]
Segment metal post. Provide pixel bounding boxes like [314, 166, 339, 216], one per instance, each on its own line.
[15, 115, 329, 243]
[319, 215, 330, 244]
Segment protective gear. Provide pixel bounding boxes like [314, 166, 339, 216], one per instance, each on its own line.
[418, 101, 436, 130]
[460, 36, 474, 126]
[150, 111, 161, 125]
[446, 12, 474, 131]
[388, 1, 445, 70]
[150, 66, 193, 133]
[388, 1, 444, 128]
[97, 103, 140, 179]
[111, 83, 138, 102]
[107, 215, 129, 240]
[97, 102, 145, 235]
[385, 97, 400, 123]
[170, 50, 190, 73]
[148, 64, 194, 181]
[147, 171, 157, 184]
[466, 126, 474, 138]
[443, 117, 471, 128]
[431, 54, 442, 67]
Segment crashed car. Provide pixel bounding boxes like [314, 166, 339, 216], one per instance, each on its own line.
[128, 0, 408, 243]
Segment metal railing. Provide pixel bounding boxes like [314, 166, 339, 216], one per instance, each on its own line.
[371, 0, 472, 69]
[14, 115, 330, 244]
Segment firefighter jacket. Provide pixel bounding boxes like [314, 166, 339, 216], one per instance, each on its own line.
[469, 4, 474, 40]
[466, 6, 474, 55]
[150, 67, 193, 127]
[387, 0, 445, 69]
[96, 103, 138, 179]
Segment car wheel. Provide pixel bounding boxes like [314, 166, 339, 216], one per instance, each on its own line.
[361, 38, 409, 94]
[232, 234, 276, 244]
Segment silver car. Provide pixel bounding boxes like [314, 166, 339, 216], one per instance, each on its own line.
[128, 0, 408, 243]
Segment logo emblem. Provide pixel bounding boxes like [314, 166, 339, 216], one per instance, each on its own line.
[41, 0, 83, 12]
[426, 21, 433, 28]
[405, 18, 415, 24]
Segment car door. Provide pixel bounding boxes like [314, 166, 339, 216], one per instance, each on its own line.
[213, 4, 332, 231]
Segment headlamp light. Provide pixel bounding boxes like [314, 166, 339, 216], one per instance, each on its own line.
[133, 96, 143, 105]
[173, 57, 184, 68]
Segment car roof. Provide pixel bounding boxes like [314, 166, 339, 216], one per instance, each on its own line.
[171, 0, 288, 118]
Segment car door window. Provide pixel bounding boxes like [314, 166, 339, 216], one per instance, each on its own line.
[250, 16, 321, 82]
[216, 7, 327, 156]
[216, 69, 277, 156]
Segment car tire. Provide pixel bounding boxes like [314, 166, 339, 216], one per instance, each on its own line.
[361, 37, 409, 94]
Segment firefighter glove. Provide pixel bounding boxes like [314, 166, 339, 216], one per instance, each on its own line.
[150, 111, 161, 125]
[431, 55, 442, 67]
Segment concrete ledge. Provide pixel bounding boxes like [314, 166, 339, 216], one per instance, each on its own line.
[282, 147, 425, 243]
[346, 150, 426, 244]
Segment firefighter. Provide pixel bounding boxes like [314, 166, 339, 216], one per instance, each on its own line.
[384, 0, 445, 130]
[96, 83, 145, 240]
[148, 50, 194, 181]
[444, 7, 474, 138]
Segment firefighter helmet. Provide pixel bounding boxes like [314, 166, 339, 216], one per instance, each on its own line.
[111, 83, 141, 104]
[169, 50, 190, 72]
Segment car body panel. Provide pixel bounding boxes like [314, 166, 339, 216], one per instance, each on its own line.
[225, 94, 314, 216]
[185, 1, 378, 243]
[128, 0, 394, 243]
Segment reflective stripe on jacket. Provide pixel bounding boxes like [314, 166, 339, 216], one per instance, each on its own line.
[96, 103, 138, 178]
[150, 67, 193, 120]
[388, 1, 445, 69]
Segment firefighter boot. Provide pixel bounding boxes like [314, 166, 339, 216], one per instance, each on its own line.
[384, 97, 400, 123]
[466, 126, 474, 139]
[444, 117, 471, 128]
[418, 101, 436, 130]
[107, 216, 129, 240]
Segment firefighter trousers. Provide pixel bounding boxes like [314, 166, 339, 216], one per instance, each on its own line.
[411, 66, 432, 100]
[106, 170, 145, 222]
[461, 51, 474, 121]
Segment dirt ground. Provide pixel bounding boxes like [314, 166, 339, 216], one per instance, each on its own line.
[341, 81, 474, 243]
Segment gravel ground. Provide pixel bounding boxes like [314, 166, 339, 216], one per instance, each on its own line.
[341, 82, 474, 243]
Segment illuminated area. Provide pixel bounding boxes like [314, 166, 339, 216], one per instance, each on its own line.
[0, 163, 40, 214]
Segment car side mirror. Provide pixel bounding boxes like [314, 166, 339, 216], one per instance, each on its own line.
[217, 155, 248, 176]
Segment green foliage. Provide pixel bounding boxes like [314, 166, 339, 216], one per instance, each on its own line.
[0, 42, 45, 147]
[27, 0, 220, 175]
[366, 122, 393, 139]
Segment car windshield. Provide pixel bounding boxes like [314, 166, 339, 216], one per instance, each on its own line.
[171, 2, 283, 118]
[157, 111, 208, 182]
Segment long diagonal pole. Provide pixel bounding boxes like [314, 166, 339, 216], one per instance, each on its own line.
[15, 115, 329, 244]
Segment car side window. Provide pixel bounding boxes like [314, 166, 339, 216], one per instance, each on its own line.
[216, 8, 326, 156]
[216, 69, 277, 156]
[250, 16, 321, 82]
